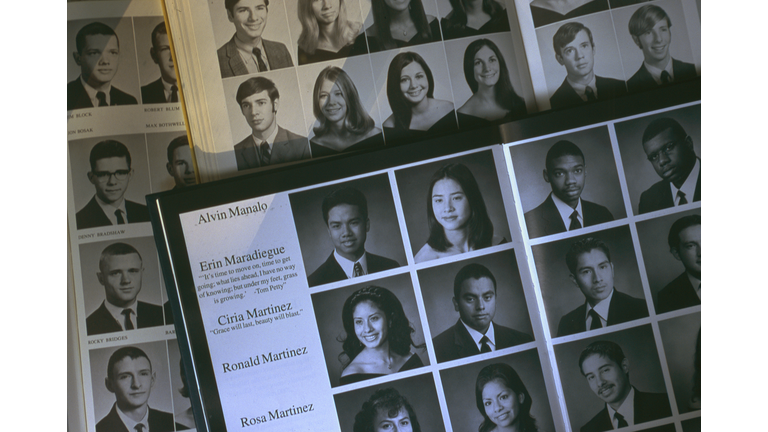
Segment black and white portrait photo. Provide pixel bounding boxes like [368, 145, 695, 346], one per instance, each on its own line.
[434, 0, 511, 40]
[394, 150, 511, 264]
[167, 339, 197, 430]
[289, 174, 407, 288]
[310, 274, 429, 387]
[79, 237, 166, 336]
[658, 311, 700, 415]
[145, 132, 196, 191]
[614, 103, 700, 215]
[134, 17, 180, 104]
[355, 0, 443, 53]
[529, 0, 609, 28]
[554, 325, 672, 432]
[333, 373, 445, 432]
[531, 225, 649, 338]
[417, 249, 534, 363]
[68, 18, 140, 110]
[439, 349, 556, 432]
[509, 126, 626, 240]
[69, 135, 152, 230]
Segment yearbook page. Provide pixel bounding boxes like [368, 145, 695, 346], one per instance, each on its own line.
[67, 1, 199, 431]
[162, 0, 538, 182]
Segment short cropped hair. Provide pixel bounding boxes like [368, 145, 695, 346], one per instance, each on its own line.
[99, 242, 142, 273]
[90, 140, 132, 171]
[76, 22, 119, 54]
[353, 387, 422, 432]
[628, 5, 671, 39]
[565, 238, 611, 275]
[545, 140, 585, 173]
[321, 187, 368, 225]
[166, 135, 190, 164]
[236, 76, 279, 106]
[226, 0, 269, 13]
[151, 22, 168, 48]
[453, 263, 497, 299]
[578, 340, 626, 375]
[641, 117, 687, 145]
[107, 346, 151, 381]
[667, 214, 700, 251]
[553, 22, 593, 57]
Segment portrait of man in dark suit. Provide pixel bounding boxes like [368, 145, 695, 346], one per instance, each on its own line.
[656, 215, 700, 313]
[86, 243, 164, 335]
[626, 5, 697, 93]
[76, 140, 150, 229]
[550, 22, 627, 109]
[217, 0, 294, 78]
[233, 76, 309, 171]
[69, 22, 138, 110]
[97, 346, 177, 432]
[578, 341, 672, 431]
[557, 238, 648, 337]
[524, 140, 614, 239]
[432, 263, 533, 363]
[308, 187, 400, 287]
[166, 135, 196, 189]
[141, 22, 179, 104]
[639, 117, 700, 214]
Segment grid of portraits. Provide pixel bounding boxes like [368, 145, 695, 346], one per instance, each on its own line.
[207, 0, 536, 172]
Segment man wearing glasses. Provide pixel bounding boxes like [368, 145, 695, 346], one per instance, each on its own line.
[638, 117, 700, 214]
[76, 140, 150, 229]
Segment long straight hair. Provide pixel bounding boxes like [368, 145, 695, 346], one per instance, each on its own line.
[313, 66, 375, 137]
[463, 38, 526, 116]
[371, 0, 432, 50]
[386, 51, 434, 129]
[298, 0, 358, 54]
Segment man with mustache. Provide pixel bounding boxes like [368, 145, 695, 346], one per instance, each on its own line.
[578, 340, 672, 432]
[524, 140, 614, 239]
[557, 238, 647, 337]
[656, 214, 700, 313]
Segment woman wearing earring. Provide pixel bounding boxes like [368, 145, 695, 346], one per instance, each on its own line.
[355, 0, 442, 53]
[297, 0, 367, 64]
[475, 363, 539, 432]
[457, 38, 527, 129]
[440, 0, 510, 40]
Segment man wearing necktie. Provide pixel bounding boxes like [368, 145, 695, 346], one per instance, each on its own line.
[656, 214, 700, 313]
[76, 140, 151, 230]
[638, 117, 700, 214]
[216, 0, 294, 78]
[524, 140, 614, 239]
[578, 341, 672, 432]
[141, 22, 180, 104]
[557, 238, 648, 337]
[85, 243, 164, 336]
[626, 5, 697, 93]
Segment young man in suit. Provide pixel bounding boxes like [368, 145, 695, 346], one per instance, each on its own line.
[141, 22, 179, 104]
[578, 341, 672, 432]
[638, 117, 700, 214]
[97, 346, 177, 432]
[550, 22, 627, 110]
[524, 140, 614, 239]
[626, 4, 697, 93]
[233, 76, 309, 171]
[69, 21, 138, 110]
[217, 0, 294, 78]
[76, 140, 150, 229]
[656, 214, 700, 313]
[86, 243, 164, 336]
[557, 238, 648, 337]
[432, 263, 533, 363]
[166, 135, 196, 189]
[307, 187, 400, 287]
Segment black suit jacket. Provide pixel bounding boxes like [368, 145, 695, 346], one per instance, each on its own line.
[86, 301, 165, 335]
[557, 289, 648, 337]
[217, 35, 294, 78]
[656, 272, 699, 314]
[307, 252, 399, 287]
[234, 127, 309, 171]
[433, 319, 533, 363]
[68, 77, 138, 110]
[141, 78, 168, 104]
[96, 404, 176, 432]
[550, 76, 627, 110]
[75, 196, 150, 230]
[638, 165, 701, 214]
[580, 389, 672, 432]
[524, 195, 614, 239]
[627, 58, 697, 93]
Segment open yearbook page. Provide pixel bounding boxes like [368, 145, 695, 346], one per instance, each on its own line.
[151, 101, 700, 432]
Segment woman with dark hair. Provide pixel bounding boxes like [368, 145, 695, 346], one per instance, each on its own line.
[383, 51, 457, 144]
[458, 38, 527, 129]
[440, 0, 510, 40]
[353, 387, 422, 432]
[310, 66, 384, 157]
[339, 286, 424, 385]
[475, 363, 538, 432]
[297, 0, 366, 64]
[414, 162, 503, 263]
[355, 0, 442, 53]
[529, 0, 609, 28]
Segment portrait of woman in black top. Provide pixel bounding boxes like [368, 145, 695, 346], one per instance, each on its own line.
[475, 363, 540, 432]
[355, 0, 442, 52]
[440, 0, 510, 40]
[297, 0, 367, 64]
